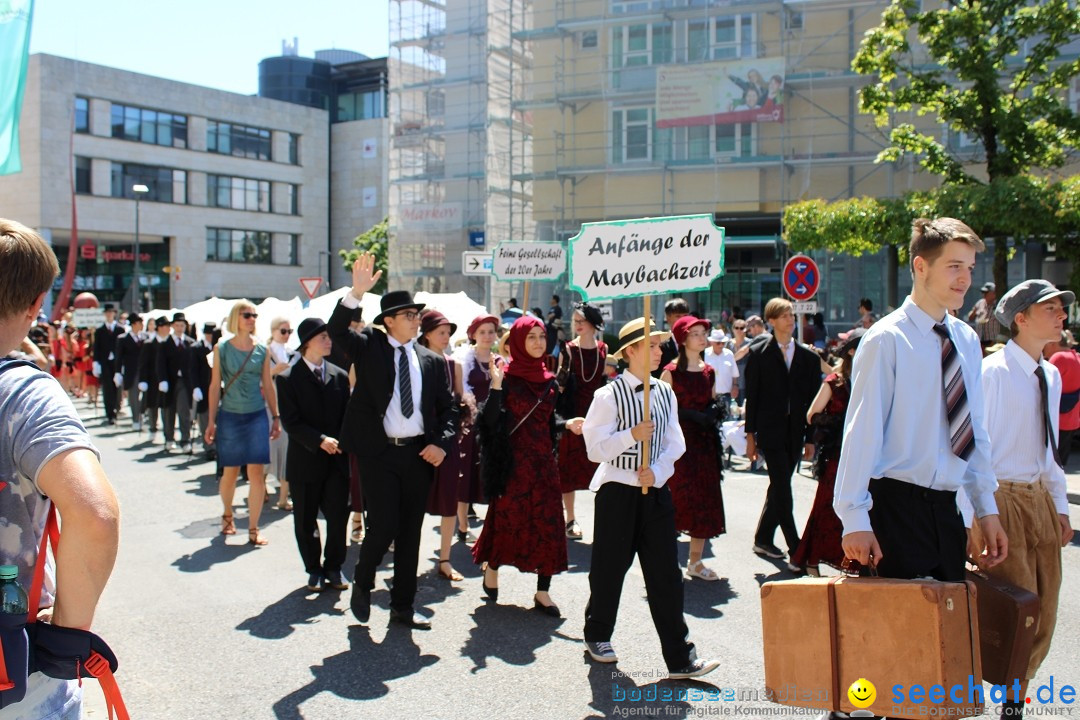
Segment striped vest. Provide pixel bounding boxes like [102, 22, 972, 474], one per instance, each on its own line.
[609, 374, 674, 471]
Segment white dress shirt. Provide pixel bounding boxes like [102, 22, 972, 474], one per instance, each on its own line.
[980, 341, 1069, 515]
[269, 341, 293, 366]
[302, 356, 326, 381]
[704, 347, 739, 394]
[833, 296, 998, 535]
[582, 372, 686, 491]
[385, 335, 424, 438]
[780, 339, 794, 369]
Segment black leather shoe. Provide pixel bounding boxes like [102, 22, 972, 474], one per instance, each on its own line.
[350, 587, 371, 623]
[389, 608, 431, 630]
[323, 570, 349, 590]
[533, 597, 561, 618]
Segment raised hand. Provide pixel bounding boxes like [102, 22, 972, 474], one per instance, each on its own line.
[350, 252, 384, 298]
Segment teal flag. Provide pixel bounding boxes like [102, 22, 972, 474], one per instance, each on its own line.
[0, 0, 34, 176]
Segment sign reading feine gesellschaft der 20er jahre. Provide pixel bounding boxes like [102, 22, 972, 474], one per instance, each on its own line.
[567, 214, 725, 302]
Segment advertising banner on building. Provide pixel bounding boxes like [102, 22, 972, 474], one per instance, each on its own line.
[656, 57, 784, 128]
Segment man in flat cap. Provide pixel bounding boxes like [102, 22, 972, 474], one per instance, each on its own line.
[974, 279, 1075, 719]
[968, 281, 1001, 348]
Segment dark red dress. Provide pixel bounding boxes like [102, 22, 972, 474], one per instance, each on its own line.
[458, 351, 495, 504]
[665, 363, 726, 538]
[791, 373, 849, 571]
[557, 342, 606, 492]
[472, 375, 568, 576]
[427, 355, 463, 517]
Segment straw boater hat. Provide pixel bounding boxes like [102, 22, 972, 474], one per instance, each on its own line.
[612, 317, 670, 361]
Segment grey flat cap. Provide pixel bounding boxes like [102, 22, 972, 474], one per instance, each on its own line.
[994, 279, 1075, 326]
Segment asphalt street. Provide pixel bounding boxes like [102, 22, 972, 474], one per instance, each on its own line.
[69, 401, 1080, 720]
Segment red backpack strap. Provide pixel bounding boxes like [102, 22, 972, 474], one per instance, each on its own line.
[27, 503, 59, 625]
[82, 652, 130, 720]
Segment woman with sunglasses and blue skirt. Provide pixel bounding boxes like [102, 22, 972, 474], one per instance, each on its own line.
[206, 300, 282, 546]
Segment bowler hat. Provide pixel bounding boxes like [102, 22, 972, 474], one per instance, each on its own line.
[128, 313, 142, 325]
[172, 312, 186, 324]
[297, 317, 329, 346]
[103, 303, 116, 312]
[612, 317, 669, 361]
[202, 322, 217, 335]
[995, 279, 1075, 327]
[373, 290, 425, 326]
[154, 316, 169, 328]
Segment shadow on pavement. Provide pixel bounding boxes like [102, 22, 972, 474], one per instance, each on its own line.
[459, 600, 567, 673]
[237, 587, 347, 640]
[584, 662, 703, 719]
[171, 532, 259, 572]
[683, 576, 736, 619]
[271, 624, 439, 718]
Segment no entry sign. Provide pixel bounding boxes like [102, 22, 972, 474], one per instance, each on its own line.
[782, 255, 819, 302]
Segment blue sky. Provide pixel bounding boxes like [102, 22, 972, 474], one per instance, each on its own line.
[29, 0, 389, 95]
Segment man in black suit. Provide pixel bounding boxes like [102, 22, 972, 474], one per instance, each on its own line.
[138, 317, 169, 438]
[744, 297, 821, 565]
[276, 317, 353, 593]
[113, 313, 145, 431]
[653, 298, 689, 378]
[157, 312, 196, 452]
[93, 303, 125, 424]
[328, 252, 458, 630]
[193, 322, 217, 459]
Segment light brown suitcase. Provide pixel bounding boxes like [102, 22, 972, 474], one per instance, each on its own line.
[761, 576, 983, 717]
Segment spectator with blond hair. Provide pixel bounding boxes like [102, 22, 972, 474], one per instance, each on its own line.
[205, 300, 282, 546]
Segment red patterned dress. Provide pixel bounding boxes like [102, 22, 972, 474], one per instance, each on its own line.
[557, 342, 606, 492]
[791, 373, 849, 571]
[665, 363, 726, 538]
[472, 375, 568, 575]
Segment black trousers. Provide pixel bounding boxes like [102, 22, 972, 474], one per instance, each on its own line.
[1059, 428, 1075, 466]
[101, 361, 119, 421]
[162, 379, 191, 443]
[754, 440, 801, 552]
[868, 477, 965, 582]
[353, 444, 434, 611]
[584, 483, 693, 671]
[291, 466, 350, 576]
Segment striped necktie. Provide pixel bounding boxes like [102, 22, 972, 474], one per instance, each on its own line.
[932, 323, 974, 460]
[398, 346, 414, 418]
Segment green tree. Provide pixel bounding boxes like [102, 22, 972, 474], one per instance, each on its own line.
[854, 0, 1080, 291]
[341, 217, 389, 295]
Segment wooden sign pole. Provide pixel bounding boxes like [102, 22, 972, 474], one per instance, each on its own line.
[641, 295, 651, 495]
[522, 282, 530, 314]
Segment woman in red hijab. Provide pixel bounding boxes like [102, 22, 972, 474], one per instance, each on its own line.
[472, 316, 568, 617]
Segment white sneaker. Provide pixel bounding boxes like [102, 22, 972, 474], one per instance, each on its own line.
[166, 442, 178, 452]
[132, 421, 141, 432]
[181, 442, 193, 454]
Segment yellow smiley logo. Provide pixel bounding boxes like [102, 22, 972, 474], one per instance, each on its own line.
[847, 678, 876, 709]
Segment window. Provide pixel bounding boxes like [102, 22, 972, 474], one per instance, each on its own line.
[110, 163, 186, 203]
[688, 15, 756, 61]
[285, 184, 299, 215]
[659, 122, 755, 162]
[75, 97, 89, 133]
[335, 90, 386, 122]
[613, 24, 672, 68]
[207, 121, 272, 161]
[286, 234, 300, 266]
[109, 103, 187, 148]
[207, 175, 271, 212]
[75, 156, 91, 194]
[581, 30, 598, 49]
[206, 228, 272, 264]
[612, 107, 653, 163]
[288, 133, 299, 165]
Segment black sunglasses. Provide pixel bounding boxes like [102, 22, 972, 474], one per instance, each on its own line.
[241, 312, 258, 320]
[278, 328, 293, 335]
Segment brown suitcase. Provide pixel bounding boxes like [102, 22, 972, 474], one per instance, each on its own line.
[966, 569, 1040, 686]
[761, 576, 983, 717]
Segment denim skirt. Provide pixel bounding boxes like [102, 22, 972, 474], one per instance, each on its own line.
[216, 408, 270, 468]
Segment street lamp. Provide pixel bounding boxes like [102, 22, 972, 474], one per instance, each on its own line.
[132, 184, 149, 311]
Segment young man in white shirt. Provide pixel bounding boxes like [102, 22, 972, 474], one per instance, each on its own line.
[580, 317, 718, 679]
[978, 280, 1074, 720]
[834, 217, 1008, 582]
